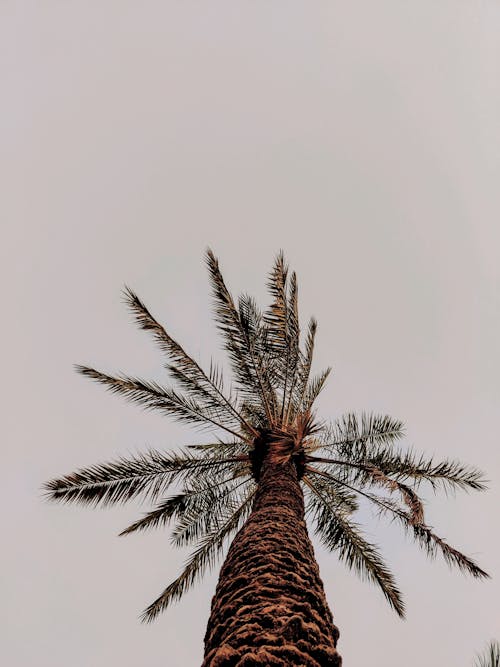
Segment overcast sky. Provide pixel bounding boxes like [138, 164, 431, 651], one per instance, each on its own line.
[3, 2, 500, 665]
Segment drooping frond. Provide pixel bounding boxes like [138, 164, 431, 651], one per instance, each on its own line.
[304, 475, 405, 617]
[304, 465, 488, 581]
[411, 522, 489, 579]
[44, 449, 247, 507]
[141, 484, 256, 622]
[187, 439, 249, 454]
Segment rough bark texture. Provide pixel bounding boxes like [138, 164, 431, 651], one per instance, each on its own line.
[202, 460, 341, 666]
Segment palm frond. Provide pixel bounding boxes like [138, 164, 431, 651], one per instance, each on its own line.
[44, 449, 247, 507]
[76, 366, 244, 440]
[475, 641, 500, 667]
[411, 523, 489, 579]
[141, 485, 256, 622]
[315, 413, 405, 455]
[170, 477, 253, 547]
[120, 288, 257, 437]
[283, 271, 300, 421]
[305, 465, 489, 581]
[205, 249, 277, 422]
[264, 250, 289, 361]
[365, 449, 487, 492]
[301, 367, 331, 412]
[264, 255, 301, 421]
[237, 293, 279, 418]
[187, 439, 249, 454]
[308, 448, 487, 494]
[304, 475, 405, 617]
[119, 475, 251, 537]
[290, 317, 317, 420]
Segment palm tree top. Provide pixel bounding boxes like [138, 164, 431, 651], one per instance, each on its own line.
[44, 249, 488, 622]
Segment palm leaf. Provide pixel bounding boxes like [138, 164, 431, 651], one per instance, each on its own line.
[289, 317, 317, 420]
[475, 641, 500, 667]
[76, 366, 244, 440]
[120, 475, 252, 537]
[141, 485, 256, 622]
[44, 449, 247, 507]
[206, 249, 277, 422]
[314, 413, 404, 455]
[306, 465, 489, 581]
[304, 475, 405, 617]
[123, 287, 256, 438]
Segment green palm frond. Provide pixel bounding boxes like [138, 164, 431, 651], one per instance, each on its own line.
[141, 485, 256, 622]
[359, 448, 485, 492]
[263, 253, 300, 421]
[206, 249, 277, 422]
[316, 413, 405, 456]
[289, 317, 317, 421]
[308, 445, 486, 494]
[475, 641, 500, 667]
[304, 475, 405, 617]
[301, 367, 331, 413]
[124, 287, 255, 436]
[120, 475, 252, 538]
[44, 449, 247, 507]
[170, 476, 254, 547]
[75, 366, 245, 440]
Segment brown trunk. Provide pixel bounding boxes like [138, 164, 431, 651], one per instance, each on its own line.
[202, 460, 341, 666]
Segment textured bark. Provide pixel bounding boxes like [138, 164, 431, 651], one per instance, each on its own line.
[202, 460, 341, 666]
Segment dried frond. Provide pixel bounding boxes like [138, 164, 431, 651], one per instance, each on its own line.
[305, 465, 489, 582]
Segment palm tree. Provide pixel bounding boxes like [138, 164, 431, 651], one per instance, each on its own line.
[476, 642, 500, 667]
[45, 250, 488, 666]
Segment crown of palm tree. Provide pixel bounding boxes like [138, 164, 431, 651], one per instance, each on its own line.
[44, 250, 488, 622]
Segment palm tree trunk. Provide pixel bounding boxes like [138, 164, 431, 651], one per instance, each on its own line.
[202, 459, 342, 666]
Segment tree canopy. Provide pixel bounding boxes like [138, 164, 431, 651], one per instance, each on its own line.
[45, 250, 488, 622]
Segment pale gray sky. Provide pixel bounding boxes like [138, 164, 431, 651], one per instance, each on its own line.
[2, 2, 500, 665]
